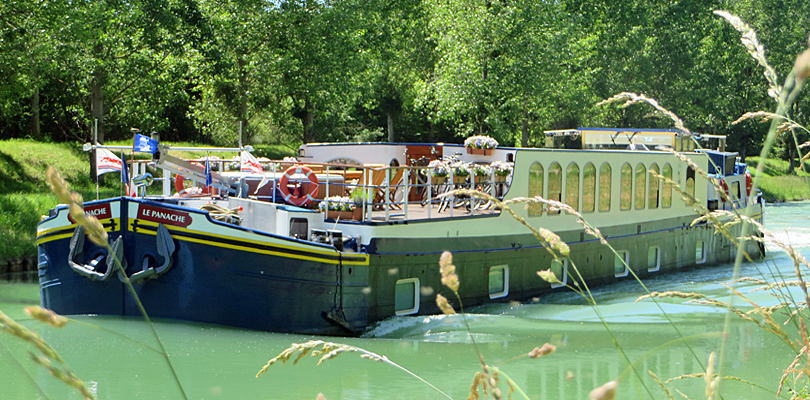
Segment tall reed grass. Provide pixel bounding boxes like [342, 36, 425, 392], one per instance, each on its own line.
[260, 9, 810, 400]
[2, 8, 809, 400]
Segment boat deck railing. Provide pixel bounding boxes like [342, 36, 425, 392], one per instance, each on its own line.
[231, 161, 513, 223]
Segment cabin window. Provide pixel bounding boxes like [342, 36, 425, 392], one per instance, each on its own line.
[548, 162, 562, 215]
[289, 218, 308, 239]
[583, 163, 596, 213]
[565, 163, 580, 211]
[550, 258, 568, 289]
[686, 166, 696, 199]
[647, 247, 661, 272]
[731, 181, 741, 200]
[488, 265, 509, 299]
[528, 162, 544, 216]
[599, 163, 612, 212]
[662, 164, 673, 208]
[696, 241, 706, 264]
[620, 163, 632, 211]
[614, 250, 629, 277]
[635, 163, 646, 210]
[395, 278, 420, 315]
[648, 163, 660, 209]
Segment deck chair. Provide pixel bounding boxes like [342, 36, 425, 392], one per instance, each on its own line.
[385, 168, 406, 210]
[369, 168, 404, 210]
[362, 166, 388, 210]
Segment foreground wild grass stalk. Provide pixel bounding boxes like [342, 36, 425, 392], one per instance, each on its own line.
[44, 166, 189, 400]
[0, 307, 94, 399]
[599, 10, 810, 398]
[712, 10, 810, 397]
[256, 340, 453, 399]
[263, 12, 806, 398]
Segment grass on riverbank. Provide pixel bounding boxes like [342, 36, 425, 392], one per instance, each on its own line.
[0, 139, 295, 262]
[747, 156, 810, 202]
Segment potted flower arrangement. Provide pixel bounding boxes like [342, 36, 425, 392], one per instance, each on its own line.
[319, 195, 355, 220]
[427, 160, 450, 184]
[464, 135, 498, 156]
[450, 162, 471, 185]
[490, 161, 513, 182]
[471, 163, 492, 184]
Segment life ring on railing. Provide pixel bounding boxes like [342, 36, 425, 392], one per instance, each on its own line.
[174, 174, 186, 193]
[719, 178, 729, 202]
[745, 172, 753, 196]
[175, 173, 212, 196]
[278, 165, 319, 206]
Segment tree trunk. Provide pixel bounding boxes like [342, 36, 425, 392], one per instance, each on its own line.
[91, 61, 105, 183]
[29, 87, 40, 140]
[387, 113, 394, 142]
[428, 120, 435, 143]
[521, 112, 529, 147]
[237, 58, 249, 144]
[302, 99, 315, 143]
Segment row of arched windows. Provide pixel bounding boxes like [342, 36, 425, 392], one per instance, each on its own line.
[528, 161, 686, 216]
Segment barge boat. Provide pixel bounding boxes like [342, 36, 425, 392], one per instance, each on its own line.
[36, 128, 764, 335]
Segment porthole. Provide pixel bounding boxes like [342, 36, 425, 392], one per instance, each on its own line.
[488, 265, 509, 299]
[395, 278, 420, 315]
[614, 250, 629, 277]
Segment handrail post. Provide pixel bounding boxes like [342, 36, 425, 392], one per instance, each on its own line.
[384, 167, 391, 222]
[404, 167, 409, 220]
[427, 173, 432, 219]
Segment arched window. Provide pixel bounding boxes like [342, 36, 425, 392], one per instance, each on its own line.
[620, 163, 632, 211]
[648, 163, 660, 209]
[662, 164, 673, 208]
[635, 163, 647, 210]
[565, 163, 580, 211]
[583, 163, 596, 213]
[599, 163, 611, 212]
[548, 162, 562, 215]
[528, 162, 544, 216]
[686, 166, 696, 200]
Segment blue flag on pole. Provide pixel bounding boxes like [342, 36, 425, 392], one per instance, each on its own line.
[204, 157, 212, 188]
[120, 152, 129, 184]
[133, 133, 158, 154]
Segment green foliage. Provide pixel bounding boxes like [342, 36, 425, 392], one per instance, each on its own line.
[0, 0, 808, 152]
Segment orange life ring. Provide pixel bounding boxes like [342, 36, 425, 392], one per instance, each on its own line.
[175, 172, 212, 195]
[175, 174, 186, 193]
[745, 172, 753, 197]
[278, 165, 319, 206]
[719, 178, 729, 202]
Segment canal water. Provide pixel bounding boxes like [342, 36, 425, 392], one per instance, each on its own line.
[1, 202, 808, 399]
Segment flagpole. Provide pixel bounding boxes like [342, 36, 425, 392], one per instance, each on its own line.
[120, 151, 125, 198]
[130, 128, 138, 197]
[95, 119, 100, 200]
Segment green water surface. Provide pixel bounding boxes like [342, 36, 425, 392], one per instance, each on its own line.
[1, 202, 806, 399]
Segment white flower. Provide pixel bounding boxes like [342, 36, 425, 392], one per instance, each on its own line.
[490, 161, 513, 176]
[428, 160, 450, 177]
[464, 135, 499, 149]
[318, 196, 354, 211]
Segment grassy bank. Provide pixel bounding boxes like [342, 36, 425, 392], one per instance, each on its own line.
[746, 156, 810, 202]
[0, 139, 295, 262]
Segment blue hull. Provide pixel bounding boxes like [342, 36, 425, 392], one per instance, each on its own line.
[38, 198, 370, 335]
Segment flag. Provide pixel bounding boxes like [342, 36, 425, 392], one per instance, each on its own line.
[240, 151, 269, 193]
[120, 154, 136, 196]
[96, 148, 122, 176]
[133, 133, 159, 154]
[240, 151, 264, 174]
[204, 157, 213, 189]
